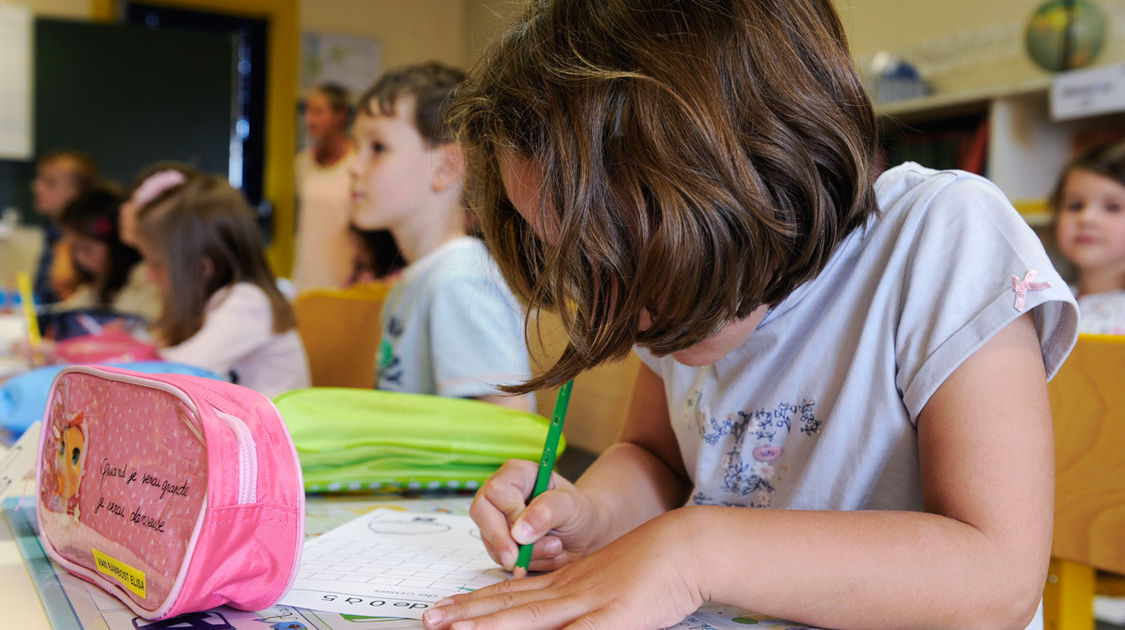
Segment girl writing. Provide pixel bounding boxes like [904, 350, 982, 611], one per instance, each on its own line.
[424, 1, 1079, 629]
[1050, 141, 1125, 334]
[135, 173, 310, 397]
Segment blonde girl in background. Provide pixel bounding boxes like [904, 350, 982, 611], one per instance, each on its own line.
[1050, 140, 1125, 334]
[135, 174, 310, 396]
[423, 1, 1079, 629]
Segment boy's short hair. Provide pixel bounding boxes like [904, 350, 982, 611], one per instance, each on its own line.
[358, 62, 467, 146]
[40, 149, 99, 191]
[450, 0, 879, 391]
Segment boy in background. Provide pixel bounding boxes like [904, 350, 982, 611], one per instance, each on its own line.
[349, 62, 533, 411]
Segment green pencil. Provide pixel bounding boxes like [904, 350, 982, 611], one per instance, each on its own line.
[515, 379, 573, 571]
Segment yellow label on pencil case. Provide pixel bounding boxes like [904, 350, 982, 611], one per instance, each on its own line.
[93, 548, 147, 598]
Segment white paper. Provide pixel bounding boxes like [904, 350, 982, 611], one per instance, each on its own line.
[0, 3, 33, 160]
[0, 421, 40, 502]
[280, 509, 507, 619]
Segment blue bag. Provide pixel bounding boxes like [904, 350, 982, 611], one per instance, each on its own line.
[0, 361, 222, 438]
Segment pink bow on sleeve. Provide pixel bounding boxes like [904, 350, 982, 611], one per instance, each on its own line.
[1011, 270, 1051, 311]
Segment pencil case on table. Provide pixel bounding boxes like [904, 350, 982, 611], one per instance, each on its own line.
[35, 365, 304, 620]
[274, 387, 562, 492]
[53, 328, 160, 363]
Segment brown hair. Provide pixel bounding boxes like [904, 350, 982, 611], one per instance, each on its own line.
[137, 174, 295, 346]
[130, 161, 199, 193]
[40, 149, 99, 193]
[358, 61, 466, 146]
[450, 0, 880, 392]
[312, 82, 351, 114]
[1049, 140, 1125, 213]
[58, 183, 139, 306]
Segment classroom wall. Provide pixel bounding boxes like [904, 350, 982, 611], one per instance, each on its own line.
[2, 0, 86, 19]
[298, 0, 467, 71]
[9, 0, 1125, 102]
[3, 0, 522, 81]
[835, 0, 1125, 98]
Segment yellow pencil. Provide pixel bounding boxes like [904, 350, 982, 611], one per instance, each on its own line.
[15, 271, 42, 353]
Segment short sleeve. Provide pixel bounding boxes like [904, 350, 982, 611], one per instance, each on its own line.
[893, 175, 1079, 420]
[632, 345, 663, 376]
[427, 264, 531, 398]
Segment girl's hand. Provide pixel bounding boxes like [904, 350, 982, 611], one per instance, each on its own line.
[11, 338, 58, 366]
[470, 459, 603, 577]
[422, 511, 704, 630]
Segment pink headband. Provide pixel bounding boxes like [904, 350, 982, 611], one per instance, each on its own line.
[132, 170, 187, 206]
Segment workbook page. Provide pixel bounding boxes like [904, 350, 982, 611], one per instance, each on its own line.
[280, 509, 506, 619]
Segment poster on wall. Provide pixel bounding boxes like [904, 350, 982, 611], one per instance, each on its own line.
[301, 31, 382, 97]
[0, 3, 33, 160]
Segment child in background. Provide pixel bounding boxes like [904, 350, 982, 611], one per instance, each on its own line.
[343, 223, 404, 286]
[118, 162, 199, 248]
[349, 62, 533, 411]
[30, 149, 99, 304]
[135, 174, 310, 397]
[55, 184, 161, 323]
[1050, 141, 1125, 334]
[424, 2, 1078, 630]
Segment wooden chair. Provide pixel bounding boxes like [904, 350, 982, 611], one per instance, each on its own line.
[292, 282, 391, 388]
[528, 311, 641, 454]
[1043, 334, 1125, 630]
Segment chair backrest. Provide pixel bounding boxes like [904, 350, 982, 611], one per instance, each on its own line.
[528, 311, 641, 453]
[1050, 333, 1125, 574]
[292, 282, 391, 388]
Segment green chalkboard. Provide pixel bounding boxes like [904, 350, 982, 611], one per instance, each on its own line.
[35, 17, 234, 190]
[0, 17, 234, 222]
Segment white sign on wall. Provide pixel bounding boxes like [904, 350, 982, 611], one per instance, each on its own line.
[300, 32, 382, 96]
[0, 3, 33, 160]
[1051, 62, 1125, 121]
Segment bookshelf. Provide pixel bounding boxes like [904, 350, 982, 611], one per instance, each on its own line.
[878, 77, 1125, 207]
[876, 77, 1125, 282]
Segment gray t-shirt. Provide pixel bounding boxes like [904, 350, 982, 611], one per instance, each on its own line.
[376, 236, 532, 400]
[637, 163, 1078, 514]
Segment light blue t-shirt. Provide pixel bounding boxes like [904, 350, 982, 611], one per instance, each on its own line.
[637, 163, 1078, 515]
[376, 236, 533, 402]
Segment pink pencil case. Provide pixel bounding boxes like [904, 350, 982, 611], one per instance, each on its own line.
[36, 365, 304, 619]
[53, 329, 160, 364]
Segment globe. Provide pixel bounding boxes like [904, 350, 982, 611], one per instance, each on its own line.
[1025, 0, 1107, 72]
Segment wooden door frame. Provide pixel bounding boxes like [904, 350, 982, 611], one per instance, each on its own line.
[91, 0, 298, 275]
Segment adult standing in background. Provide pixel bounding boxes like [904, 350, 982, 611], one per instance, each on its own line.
[293, 82, 358, 290]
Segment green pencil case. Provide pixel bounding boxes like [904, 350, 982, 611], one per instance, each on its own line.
[273, 388, 561, 492]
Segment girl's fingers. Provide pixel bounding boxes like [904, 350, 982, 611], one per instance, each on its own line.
[469, 494, 523, 569]
[424, 584, 585, 630]
[469, 460, 541, 569]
